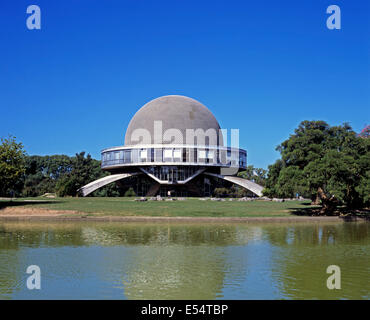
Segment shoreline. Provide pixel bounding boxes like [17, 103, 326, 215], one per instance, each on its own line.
[0, 215, 365, 223]
[0, 211, 366, 224]
[0, 207, 368, 223]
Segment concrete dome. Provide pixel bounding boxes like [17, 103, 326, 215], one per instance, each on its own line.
[124, 95, 223, 146]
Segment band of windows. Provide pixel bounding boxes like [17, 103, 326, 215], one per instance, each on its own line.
[101, 147, 246, 168]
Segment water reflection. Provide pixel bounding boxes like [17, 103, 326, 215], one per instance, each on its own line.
[264, 223, 370, 299]
[0, 221, 368, 299]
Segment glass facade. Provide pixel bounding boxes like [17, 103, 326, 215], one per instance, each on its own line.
[101, 146, 247, 169]
[144, 166, 201, 183]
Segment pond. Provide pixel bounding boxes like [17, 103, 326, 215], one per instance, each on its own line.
[0, 220, 369, 299]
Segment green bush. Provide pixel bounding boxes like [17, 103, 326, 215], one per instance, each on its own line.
[124, 187, 136, 197]
[213, 187, 229, 198]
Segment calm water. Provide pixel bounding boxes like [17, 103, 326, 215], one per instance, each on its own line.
[0, 220, 369, 300]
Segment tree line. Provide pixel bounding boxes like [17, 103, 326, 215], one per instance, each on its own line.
[0, 137, 121, 197]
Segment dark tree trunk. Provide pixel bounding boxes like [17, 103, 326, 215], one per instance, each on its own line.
[317, 187, 338, 215]
[311, 193, 320, 205]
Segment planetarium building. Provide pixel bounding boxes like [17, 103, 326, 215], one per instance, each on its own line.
[80, 95, 263, 197]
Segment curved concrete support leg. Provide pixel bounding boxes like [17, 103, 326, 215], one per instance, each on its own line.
[204, 172, 264, 197]
[78, 173, 140, 196]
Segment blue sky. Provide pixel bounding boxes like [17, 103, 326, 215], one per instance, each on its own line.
[1, 0, 369, 169]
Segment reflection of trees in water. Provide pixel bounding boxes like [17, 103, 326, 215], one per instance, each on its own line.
[3, 222, 366, 299]
[0, 223, 86, 299]
[81, 224, 263, 247]
[0, 245, 20, 299]
[263, 222, 370, 299]
[0, 223, 86, 248]
[0, 222, 264, 247]
[0, 222, 262, 299]
[80, 224, 263, 299]
[265, 222, 370, 246]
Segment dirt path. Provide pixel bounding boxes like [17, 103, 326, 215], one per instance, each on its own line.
[0, 206, 79, 217]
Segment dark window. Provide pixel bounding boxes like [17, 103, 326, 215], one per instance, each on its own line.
[124, 150, 131, 163]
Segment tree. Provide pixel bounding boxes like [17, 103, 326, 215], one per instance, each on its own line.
[238, 165, 267, 186]
[23, 155, 73, 196]
[0, 136, 26, 197]
[56, 152, 103, 196]
[21, 153, 123, 197]
[263, 159, 284, 197]
[358, 125, 370, 138]
[124, 187, 136, 197]
[356, 125, 370, 203]
[213, 187, 229, 198]
[263, 121, 370, 214]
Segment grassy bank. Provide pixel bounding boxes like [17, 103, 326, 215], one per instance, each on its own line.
[0, 197, 317, 217]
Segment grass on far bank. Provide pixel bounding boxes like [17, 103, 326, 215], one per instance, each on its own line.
[0, 197, 318, 218]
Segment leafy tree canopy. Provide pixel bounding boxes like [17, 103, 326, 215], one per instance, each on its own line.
[56, 152, 107, 196]
[0, 136, 26, 196]
[22, 153, 121, 197]
[263, 121, 370, 214]
[238, 165, 267, 186]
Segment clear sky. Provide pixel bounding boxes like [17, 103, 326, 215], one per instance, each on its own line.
[1, 0, 369, 169]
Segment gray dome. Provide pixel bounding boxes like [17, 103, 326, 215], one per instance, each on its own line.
[124, 95, 223, 146]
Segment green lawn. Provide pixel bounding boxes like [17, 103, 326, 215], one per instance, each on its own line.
[0, 197, 316, 217]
